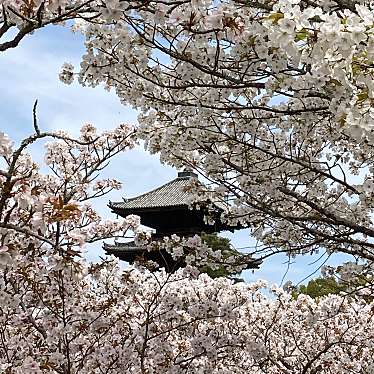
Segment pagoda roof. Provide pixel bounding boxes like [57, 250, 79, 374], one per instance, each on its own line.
[109, 171, 225, 212]
[103, 241, 262, 270]
[103, 241, 179, 271]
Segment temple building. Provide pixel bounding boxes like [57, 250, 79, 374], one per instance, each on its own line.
[104, 170, 260, 272]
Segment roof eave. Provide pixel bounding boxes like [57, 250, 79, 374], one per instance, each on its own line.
[110, 204, 194, 214]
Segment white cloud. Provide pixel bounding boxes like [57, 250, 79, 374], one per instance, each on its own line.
[0, 26, 138, 137]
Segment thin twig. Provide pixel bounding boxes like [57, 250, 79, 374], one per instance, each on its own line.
[33, 99, 40, 135]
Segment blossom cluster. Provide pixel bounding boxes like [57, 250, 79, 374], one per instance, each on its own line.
[0, 124, 136, 252]
[0, 0, 96, 42]
[0, 132, 12, 157]
[1, 255, 374, 374]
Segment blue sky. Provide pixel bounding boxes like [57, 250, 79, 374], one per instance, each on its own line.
[0, 25, 350, 286]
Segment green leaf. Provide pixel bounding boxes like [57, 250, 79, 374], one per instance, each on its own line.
[357, 90, 369, 103]
[328, 78, 343, 87]
[295, 29, 308, 42]
[266, 12, 284, 24]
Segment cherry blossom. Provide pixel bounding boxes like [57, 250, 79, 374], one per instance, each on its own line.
[0, 132, 12, 157]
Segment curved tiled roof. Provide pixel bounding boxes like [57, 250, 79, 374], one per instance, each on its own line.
[109, 171, 232, 212]
[110, 176, 195, 210]
[103, 242, 262, 270]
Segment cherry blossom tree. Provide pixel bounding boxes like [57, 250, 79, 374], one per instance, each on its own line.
[0, 117, 138, 372]
[58, 0, 374, 274]
[3, 1, 374, 372]
[1, 120, 374, 373]
[4, 0, 374, 269]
